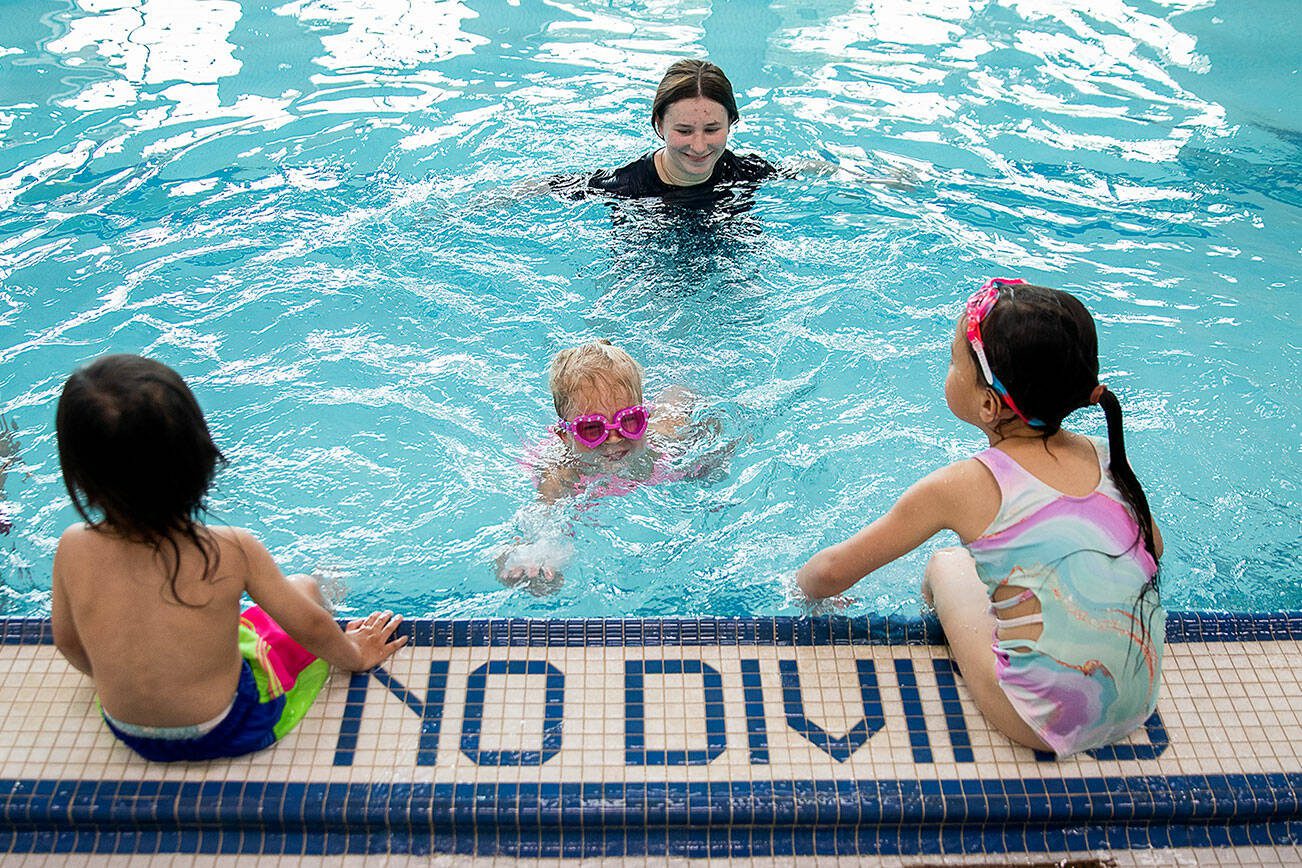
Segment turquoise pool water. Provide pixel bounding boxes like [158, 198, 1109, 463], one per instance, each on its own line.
[0, 0, 1297, 619]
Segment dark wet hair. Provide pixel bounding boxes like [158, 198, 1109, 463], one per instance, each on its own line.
[56, 354, 227, 605]
[651, 59, 739, 135]
[971, 282, 1160, 581]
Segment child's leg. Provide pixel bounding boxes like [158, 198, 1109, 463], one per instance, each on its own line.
[923, 548, 1052, 753]
[287, 574, 330, 612]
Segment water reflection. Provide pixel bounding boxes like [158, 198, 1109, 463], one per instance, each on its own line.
[48, 0, 242, 87]
[1, 0, 1299, 616]
[277, 0, 485, 69]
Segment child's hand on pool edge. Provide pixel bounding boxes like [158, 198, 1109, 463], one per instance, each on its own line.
[342, 611, 408, 670]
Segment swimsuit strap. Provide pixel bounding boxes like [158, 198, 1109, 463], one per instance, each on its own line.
[991, 612, 1045, 630]
[974, 446, 1033, 489]
[988, 587, 1037, 610]
[988, 587, 1043, 630]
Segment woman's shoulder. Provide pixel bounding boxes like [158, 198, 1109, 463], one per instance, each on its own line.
[715, 150, 778, 182]
[585, 152, 660, 197]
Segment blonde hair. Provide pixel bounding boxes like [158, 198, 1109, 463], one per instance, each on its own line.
[550, 339, 644, 419]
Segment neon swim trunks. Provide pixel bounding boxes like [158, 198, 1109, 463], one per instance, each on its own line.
[101, 605, 329, 762]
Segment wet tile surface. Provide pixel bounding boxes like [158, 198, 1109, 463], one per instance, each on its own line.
[0, 614, 1299, 860]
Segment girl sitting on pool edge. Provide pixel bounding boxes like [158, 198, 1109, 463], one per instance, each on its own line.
[798, 280, 1164, 757]
[51, 354, 408, 762]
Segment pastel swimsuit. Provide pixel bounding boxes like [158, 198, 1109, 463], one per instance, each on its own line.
[101, 606, 328, 762]
[966, 438, 1163, 757]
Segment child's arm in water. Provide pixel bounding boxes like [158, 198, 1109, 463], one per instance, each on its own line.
[236, 529, 408, 670]
[495, 499, 574, 596]
[797, 461, 991, 600]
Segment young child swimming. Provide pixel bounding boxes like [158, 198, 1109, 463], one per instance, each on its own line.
[497, 339, 705, 592]
[798, 279, 1164, 757]
[51, 354, 408, 762]
[538, 339, 694, 498]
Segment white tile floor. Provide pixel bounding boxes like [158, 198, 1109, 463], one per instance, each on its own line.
[1, 628, 1299, 862]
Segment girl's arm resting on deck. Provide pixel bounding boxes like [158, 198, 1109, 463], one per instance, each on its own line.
[51, 541, 93, 675]
[237, 531, 406, 670]
[797, 468, 957, 600]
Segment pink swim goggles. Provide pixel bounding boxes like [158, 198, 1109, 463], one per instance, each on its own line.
[965, 278, 1045, 429]
[557, 404, 650, 448]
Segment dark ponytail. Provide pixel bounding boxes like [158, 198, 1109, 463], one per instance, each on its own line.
[1096, 386, 1159, 583]
[1094, 384, 1162, 670]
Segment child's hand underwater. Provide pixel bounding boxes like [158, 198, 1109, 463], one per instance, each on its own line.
[496, 544, 566, 597]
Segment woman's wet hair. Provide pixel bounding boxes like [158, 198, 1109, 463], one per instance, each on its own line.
[972, 283, 1160, 582]
[651, 59, 739, 134]
[56, 354, 227, 605]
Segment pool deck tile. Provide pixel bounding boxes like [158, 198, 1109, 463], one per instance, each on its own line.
[0, 613, 1299, 860]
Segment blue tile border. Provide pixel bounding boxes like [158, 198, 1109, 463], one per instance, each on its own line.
[1, 774, 1298, 856]
[3, 611, 1300, 647]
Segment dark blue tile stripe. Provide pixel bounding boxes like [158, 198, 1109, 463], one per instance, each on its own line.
[892, 659, 932, 764]
[3, 612, 1299, 648]
[931, 658, 976, 764]
[5, 774, 1297, 828]
[0, 776, 1298, 856]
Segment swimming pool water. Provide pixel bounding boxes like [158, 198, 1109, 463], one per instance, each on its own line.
[0, 0, 1298, 619]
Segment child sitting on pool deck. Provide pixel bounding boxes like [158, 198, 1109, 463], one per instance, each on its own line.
[798, 279, 1164, 757]
[51, 354, 407, 762]
[497, 339, 712, 592]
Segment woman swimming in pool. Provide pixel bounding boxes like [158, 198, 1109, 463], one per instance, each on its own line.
[532, 58, 907, 210]
[798, 280, 1164, 758]
[578, 59, 778, 203]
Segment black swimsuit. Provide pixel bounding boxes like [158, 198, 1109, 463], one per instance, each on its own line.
[554, 150, 779, 210]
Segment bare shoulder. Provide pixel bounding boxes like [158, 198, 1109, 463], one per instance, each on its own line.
[53, 523, 98, 578]
[56, 522, 93, 546]
[912, 458, 1001, 543]
[206, 524, 256, 551]
[653, 384, 695, 409]
[913, 458, 995, 499]
[54, 522, 115, 563]
[537, 463, 578, 503]
[649, 384, 694, 437]
[205, 525, 271, 572]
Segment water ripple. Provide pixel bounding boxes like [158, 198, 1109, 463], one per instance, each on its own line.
[0, 0, 1298, 617]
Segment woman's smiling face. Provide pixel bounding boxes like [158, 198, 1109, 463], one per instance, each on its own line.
[657, 96, 730, 184]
